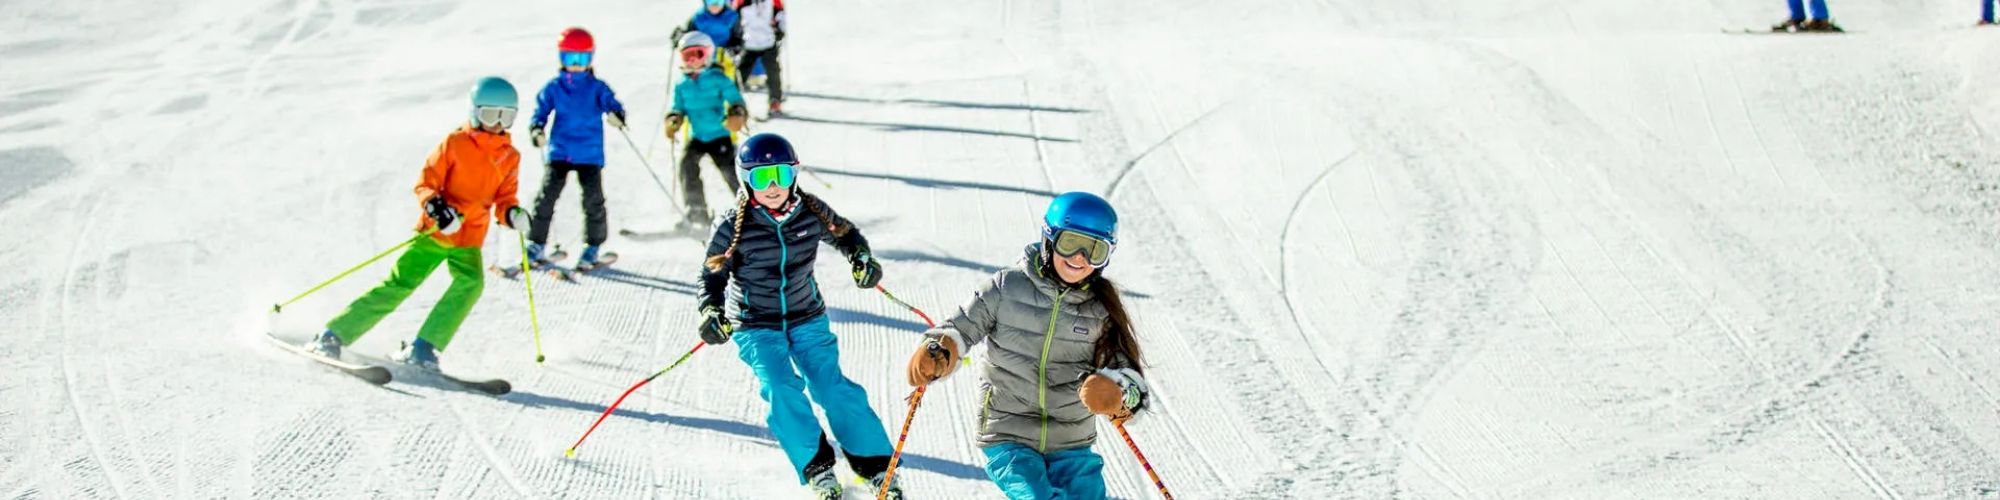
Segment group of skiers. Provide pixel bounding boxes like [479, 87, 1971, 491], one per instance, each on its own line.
[287, 2, 1156, 499]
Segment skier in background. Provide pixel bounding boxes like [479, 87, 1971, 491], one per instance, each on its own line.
[305, 77, 528, 372]
[736, 0, 787, 115]
[1773, 0, 1843, 32]
[1983, 0, 1998, 25]
[664, 31, 749, 234]
[907, 192, 1153, 500]
[672, 0, 745, 77]
[525, 27, 628, 270]
[695, 133, 901, 499]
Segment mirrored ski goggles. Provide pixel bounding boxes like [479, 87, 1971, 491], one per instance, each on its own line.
[1051, 230, 1114, 267]
[705, 0, 730, 7]
[560, 51, 593, 67]
[680, 46, 711, 65]
[744, 163, 796, 191]
[475, 106, 516, 129]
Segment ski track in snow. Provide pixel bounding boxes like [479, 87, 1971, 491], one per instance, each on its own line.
[7, 0, 2000, 498]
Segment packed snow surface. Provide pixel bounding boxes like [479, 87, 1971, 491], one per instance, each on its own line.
[4, 0, 1999, 498]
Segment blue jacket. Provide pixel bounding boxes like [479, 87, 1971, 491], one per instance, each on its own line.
[683, 9, 742, 49]
[700, 194, 871, 331]
[671, 67, 745, 143]
[530, 70, 627, 166]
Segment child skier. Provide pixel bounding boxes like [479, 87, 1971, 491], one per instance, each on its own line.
[906, 192, 1152, 500]
[1772, 0, 1842, 32]
[672, 0, 744, 66]
[304, 77, 529, 371]
[665, 31, 749, 234]
[736, 0, 786, 114]
[526, 27, 629, 269]
[695, 133, 900, 499]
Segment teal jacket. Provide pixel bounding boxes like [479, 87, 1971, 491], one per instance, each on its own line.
[670, 67, 745, 142]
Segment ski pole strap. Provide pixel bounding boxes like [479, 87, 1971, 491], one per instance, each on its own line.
[517, 229, 546, 364]
[272, 229, 436, 313]
[566, 341, 707, 458]
[1116, 421, 1174, 500]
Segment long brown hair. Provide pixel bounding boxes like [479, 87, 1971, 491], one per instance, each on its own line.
[703, 189, 849, 272]
[1090, 275, 1144, 374]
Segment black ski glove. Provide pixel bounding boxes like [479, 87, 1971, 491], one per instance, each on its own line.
[424, 196, 461, 235]
[530, 126, 547, 148]
[850, 250, 882, 289]
[699, 305, 733, 345]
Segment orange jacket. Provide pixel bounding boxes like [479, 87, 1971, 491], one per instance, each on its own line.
[414, 125, 521, 248]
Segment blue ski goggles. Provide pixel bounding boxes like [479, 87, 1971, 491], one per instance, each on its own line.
[744, 163, 796, 191]
[705, 0, 730, 8]
[1050, 229, 1114, 267]
[474, 106, 516, 129]
[560, 51, 593, 67]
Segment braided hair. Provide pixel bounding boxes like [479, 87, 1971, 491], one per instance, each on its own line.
[701, 188, 850, 273]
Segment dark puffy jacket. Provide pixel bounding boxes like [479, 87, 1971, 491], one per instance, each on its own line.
[699, 194, 868, 330]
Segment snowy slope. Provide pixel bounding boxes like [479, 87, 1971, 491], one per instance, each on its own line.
[5, 0, 2000, 498]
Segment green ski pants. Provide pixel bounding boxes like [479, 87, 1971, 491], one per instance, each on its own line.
[325, 236, 484, 351]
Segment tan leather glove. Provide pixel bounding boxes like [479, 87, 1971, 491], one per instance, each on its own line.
[1080, 368, 1148, 423]
[905, 336, 960, 387]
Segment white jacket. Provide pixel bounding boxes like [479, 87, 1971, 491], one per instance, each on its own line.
[738, 0, 786, 50]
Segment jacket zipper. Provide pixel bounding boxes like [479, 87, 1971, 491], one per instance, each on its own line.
[1038, 288, 1067, 453]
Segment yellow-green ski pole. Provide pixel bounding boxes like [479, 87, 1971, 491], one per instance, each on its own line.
[517, 228, 547, 363]
[271, 229, 436, 313]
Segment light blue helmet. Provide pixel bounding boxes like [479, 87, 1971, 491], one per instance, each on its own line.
[1042, 191, 1117, 243]
[468, 76, 518, 124]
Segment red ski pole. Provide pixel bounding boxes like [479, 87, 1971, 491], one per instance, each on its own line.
[1115, 421, 1174, 499]
[874, 284, 937, 500]
[564, 341, 707, 458]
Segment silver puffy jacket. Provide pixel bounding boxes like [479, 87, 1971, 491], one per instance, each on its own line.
[927, 245, 1142, 453]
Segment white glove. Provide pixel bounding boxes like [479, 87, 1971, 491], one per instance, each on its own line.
[1098, 367, 1149, 420]
[606, 112, 626, 130]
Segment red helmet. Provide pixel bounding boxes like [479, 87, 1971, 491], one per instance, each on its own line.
[558, 27, 594, 53]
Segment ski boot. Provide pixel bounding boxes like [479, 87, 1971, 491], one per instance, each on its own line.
[805, 466, 842, 500]
[866, 472, 905, 500]
[304, 329, 343, 358]
[525, 241, 550, 267]
[577, 245, 602, 267]
[1770, 17, 1804, 32]
[767, 99, 784, 117]
[1800, 18, 1843, 32]
[397, 338, 441, 372]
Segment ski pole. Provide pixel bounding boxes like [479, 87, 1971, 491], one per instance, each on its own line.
[799, 163, 834, 190]
[513, 228, 549, 364]
[564, 341, 709, 458]
[617, 126, 686, 217]
[271, 229, 437, 313]
[874, 284, 938, 500]
[1115, 421, 1174, 499]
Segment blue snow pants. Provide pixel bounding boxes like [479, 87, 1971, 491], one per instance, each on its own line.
[982, 443, 1108, 500]
[1786, 0, 1831, 20]
[733, 315, 894, 483]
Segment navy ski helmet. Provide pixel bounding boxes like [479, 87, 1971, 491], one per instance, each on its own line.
[738, 133, 798, 169]
[1042, 191, 1117, 243]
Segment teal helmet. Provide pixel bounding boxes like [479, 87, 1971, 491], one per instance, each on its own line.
[468, 76, 518, 128]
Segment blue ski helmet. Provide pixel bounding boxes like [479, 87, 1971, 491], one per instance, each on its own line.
[738, 133, 798, 169]
[1042, 192, 1117, 243]
[468, 76, 518, 122]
